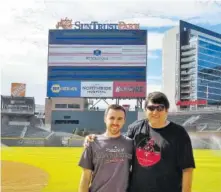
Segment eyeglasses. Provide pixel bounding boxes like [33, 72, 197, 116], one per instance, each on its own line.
[146, 105, 165, 112]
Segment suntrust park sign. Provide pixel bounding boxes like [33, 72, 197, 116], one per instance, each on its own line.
[113, 82, 146, 98]
[56, 18, 140, 30]
[81, 82, 113, 98]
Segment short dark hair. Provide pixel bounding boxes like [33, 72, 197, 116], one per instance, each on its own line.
[145, 91, 170, 109]
[104, 104, 126, 117]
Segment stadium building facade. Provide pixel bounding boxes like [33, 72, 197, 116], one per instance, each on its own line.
[162, 20, 221, 111]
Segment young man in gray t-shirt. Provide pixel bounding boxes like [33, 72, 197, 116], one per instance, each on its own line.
[78, 104, 133, 192]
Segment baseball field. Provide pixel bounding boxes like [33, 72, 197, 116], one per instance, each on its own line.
[1, 147, 221, 192]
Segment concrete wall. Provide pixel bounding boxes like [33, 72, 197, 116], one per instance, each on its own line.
[45, 98, 87, 125]
[45, 98, 52, 125]
[162, 26, 180, 112]
[138, 111, 145, 120]
[51, 110, 138, 133]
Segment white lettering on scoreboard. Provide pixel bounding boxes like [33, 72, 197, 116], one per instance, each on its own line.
[81, 82, 113, 98]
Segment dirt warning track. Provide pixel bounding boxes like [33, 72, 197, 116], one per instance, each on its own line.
[1, 160, 49, 192]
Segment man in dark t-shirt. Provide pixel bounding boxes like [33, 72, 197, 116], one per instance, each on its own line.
[127, 92, 195, 192]
[84, 92, 195, 192]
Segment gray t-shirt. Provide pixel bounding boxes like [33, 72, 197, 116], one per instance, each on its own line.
[78, 134, 133, 192]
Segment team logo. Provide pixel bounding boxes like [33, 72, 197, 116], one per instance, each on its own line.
[93, 49, 102, 56]
[86, 49, 108, 61]
[136, 138, 161, 167]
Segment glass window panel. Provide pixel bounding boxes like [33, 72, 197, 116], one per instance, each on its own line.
[198, 86, 221, 95]
[198, 72, 221, 81]
[198, 66, 221, 77]
[198, 78, 221, 88]
[68, 104, 80, 109]
[198, 59, 221, 69]
[198, 47, 221, 59]
[55, 104, 67, 108]
[199, 40, 221, 52]
[197, 91, 221, 101]
[198, 53, 221, 64]
[199, 36, 221, 46]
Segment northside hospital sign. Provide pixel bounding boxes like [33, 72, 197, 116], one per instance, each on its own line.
[56, 18, 140, 30]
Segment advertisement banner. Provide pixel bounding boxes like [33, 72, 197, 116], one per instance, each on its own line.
[1, 96, 35, 115]
[176, 100, 207, 106]
[113, 81, 146, 98]
[81, 82, 113, 98]
[47, 81, 81, 97]
[11, 83, 26, 97]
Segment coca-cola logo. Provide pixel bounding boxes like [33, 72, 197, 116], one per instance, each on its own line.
[115, 86, 143, 93]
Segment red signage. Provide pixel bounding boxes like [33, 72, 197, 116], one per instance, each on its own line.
[176, 100, 207, 106]
[113, 82, 146, 98]
[122, 104, 130, 110]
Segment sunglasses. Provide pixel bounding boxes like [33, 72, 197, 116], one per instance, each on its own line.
[146, 105, 165, 112]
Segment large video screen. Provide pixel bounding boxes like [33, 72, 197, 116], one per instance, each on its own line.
[47, 30, 147, 82]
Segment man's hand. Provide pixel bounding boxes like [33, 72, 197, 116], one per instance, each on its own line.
[83, 134, 96, 148]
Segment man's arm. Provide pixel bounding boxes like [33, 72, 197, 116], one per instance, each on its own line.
[177, 128, 195, 192]
[78, 168, 92, 192]
[182, 168, 194, 192]
[78, 143, 94, 191]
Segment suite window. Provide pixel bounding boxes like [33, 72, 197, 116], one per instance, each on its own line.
[55, 104, 67, 108]
[68, 104, 80, 109]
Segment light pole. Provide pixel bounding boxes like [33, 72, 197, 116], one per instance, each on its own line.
[206, 83, 209, 107]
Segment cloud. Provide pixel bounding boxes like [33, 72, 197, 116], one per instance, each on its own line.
[116, 16, 178, 27]
[148, 33, 164, 50]
[1, 0, 220, 105]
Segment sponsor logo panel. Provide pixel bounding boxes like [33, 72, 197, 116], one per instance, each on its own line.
[81, 82, 113, 98]
[176, 100, 207, 106]
[47, 81, 81, 97]
[113, 81, 146, 98]
[11, 83, 26, 97]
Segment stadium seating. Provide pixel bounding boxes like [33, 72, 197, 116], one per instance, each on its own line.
[1, 125, 24, 137]
[194, 113, 221, 130]
[167, 114, 194, 125]
[168, 112, 221, 131]
[24, 126, 51, 138]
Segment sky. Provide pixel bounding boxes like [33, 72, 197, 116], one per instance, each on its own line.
[0, 0, 221, 107]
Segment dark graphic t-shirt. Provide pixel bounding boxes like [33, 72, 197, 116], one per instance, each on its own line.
[127, 119, 195, 192]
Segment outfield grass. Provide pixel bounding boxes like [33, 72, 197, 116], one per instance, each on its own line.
[1, 147, 221, 192]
